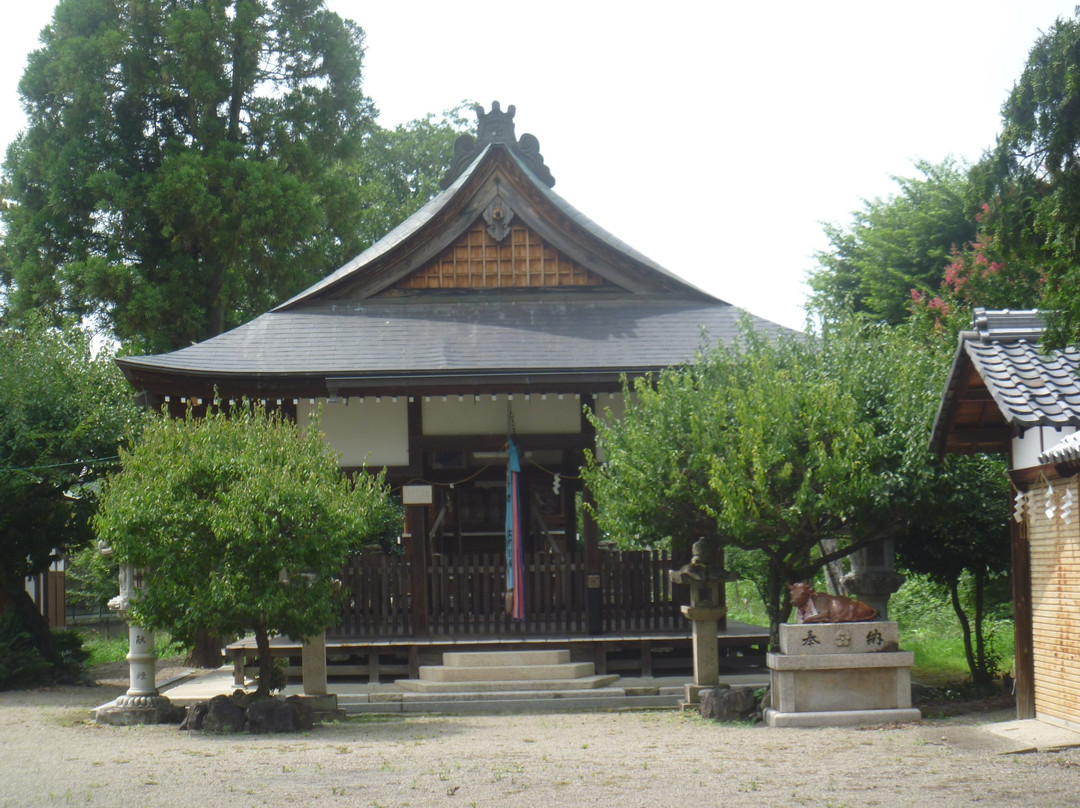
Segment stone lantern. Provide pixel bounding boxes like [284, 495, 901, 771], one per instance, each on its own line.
[842, 538, 905, 620]
[94, 555, 181, 725]
[669, 539, 736, 707]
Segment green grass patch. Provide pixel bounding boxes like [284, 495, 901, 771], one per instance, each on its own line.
[725, 580, 770, 626]
[78, 625, 186, 666]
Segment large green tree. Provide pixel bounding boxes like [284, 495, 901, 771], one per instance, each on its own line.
[809, 159, 977, 325]
[995, 9, 1080, 347]
[0, 317, 142, 676]
[92, 403, 401, 696]
[586, 325, 892, 646]
[0, 0, 464, 353]
[585, 321, 1011, 672]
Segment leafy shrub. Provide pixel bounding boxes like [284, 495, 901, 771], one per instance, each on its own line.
[50, 630, 90, 683]
[0, 613, 51, 690]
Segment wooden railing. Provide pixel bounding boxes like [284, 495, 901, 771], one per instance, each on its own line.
[331, 549, 679, 638]
[600, 549, 681, 632]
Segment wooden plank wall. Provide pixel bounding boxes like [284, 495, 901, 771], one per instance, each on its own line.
[395, 222, 606, 291]
[1027, 475, 1080, 729]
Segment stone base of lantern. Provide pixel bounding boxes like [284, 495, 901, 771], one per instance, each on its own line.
[763, 622, 920, 728]
[94, 694, 184, 726]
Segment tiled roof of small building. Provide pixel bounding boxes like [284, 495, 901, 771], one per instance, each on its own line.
[964, 310, 1080, 429]
[930, 308, 1080, 455]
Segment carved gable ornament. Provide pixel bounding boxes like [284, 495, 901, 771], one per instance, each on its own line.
[483, 193, 515, 241]
[441, 101, 555, 189]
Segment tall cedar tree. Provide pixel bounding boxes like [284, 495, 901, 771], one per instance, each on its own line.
[995, 9, 1080, 347]
[0, 0, 464, 352]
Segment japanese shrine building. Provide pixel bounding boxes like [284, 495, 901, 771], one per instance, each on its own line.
[115, 103, 787, 671]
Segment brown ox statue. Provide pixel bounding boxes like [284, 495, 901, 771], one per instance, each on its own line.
[788, 582, 878, 623]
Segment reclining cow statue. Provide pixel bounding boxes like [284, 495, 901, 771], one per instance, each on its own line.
[788, 582, 878, 623]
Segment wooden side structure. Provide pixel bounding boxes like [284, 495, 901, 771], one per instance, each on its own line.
[931, 308, 1080, 724]
[1024, 476, 1080, 729]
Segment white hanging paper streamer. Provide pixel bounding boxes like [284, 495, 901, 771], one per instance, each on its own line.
[1061, 487, 1074, 526]
[1013, 491, 1028, 524]
[552, 473, 561, 495]
[1044, 482, 1056, 521]
[1006, 492, 1023, 524]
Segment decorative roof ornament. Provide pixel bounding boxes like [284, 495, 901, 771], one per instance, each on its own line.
[440, 101, 555, 189]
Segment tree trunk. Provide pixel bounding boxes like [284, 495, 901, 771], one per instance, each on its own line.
[186, 629, 224, 669]
[948, 577, 979, 684]
[972, 569, 992, 686]
[765, 562, 785, 651]
[254, 623, 273, 699]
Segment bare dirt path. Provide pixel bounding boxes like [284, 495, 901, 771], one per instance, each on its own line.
[1, 678, 1079, 808]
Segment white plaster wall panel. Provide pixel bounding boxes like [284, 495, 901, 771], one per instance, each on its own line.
[1013, 426, 1077, 470]
[298, 398, 409, 467]
[422, 394, 582, 436]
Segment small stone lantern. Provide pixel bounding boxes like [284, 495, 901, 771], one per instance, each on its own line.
[669, 539, 736, 707]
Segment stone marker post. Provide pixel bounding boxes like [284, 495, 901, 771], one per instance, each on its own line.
[669, 539, 736, 708]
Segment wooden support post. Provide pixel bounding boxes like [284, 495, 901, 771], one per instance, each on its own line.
[1011, 510, 1035, 719]
[640, 639, 653, 677]
[408, 503, 430, 638]
[408, 645, 421, 679]
[367, 650, 380, 684]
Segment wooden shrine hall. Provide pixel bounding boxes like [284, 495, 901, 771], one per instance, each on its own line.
[116, 102, 786, 679]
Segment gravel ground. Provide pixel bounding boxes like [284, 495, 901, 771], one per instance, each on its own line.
[1, 668, 1079, 808]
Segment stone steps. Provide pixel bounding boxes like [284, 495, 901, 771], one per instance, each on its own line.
[396, 648, 616, 695]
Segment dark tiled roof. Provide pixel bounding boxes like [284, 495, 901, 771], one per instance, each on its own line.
[965, 312, 1080, 429]
[930, 309, 1080, 454]
[118, 295, 787, 380]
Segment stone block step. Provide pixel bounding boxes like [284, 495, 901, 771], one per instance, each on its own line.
[443, 650, 569, 667]
[338, 691, 681, 715]
[419, 661, 595, 683]
[397, 673, 619, 693]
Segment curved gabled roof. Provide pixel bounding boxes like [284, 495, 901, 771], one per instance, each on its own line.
[274, 142, 714, 308]
[117, 103, 791, 397]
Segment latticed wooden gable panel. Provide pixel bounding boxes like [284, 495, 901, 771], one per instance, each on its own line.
[391, 220, 609, 291]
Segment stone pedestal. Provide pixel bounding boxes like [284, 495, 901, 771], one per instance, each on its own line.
[763, 622, 920, 728]
[302, 632, 328, 696]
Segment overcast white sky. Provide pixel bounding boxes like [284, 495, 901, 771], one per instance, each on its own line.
[1, 2, 1076, 331]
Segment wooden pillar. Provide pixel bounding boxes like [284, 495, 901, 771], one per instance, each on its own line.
[404, 399, 430, 639]
[408, 503, 430, 638]
[579, 394, 603, 635]
[1011, 506, 1035, 719]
